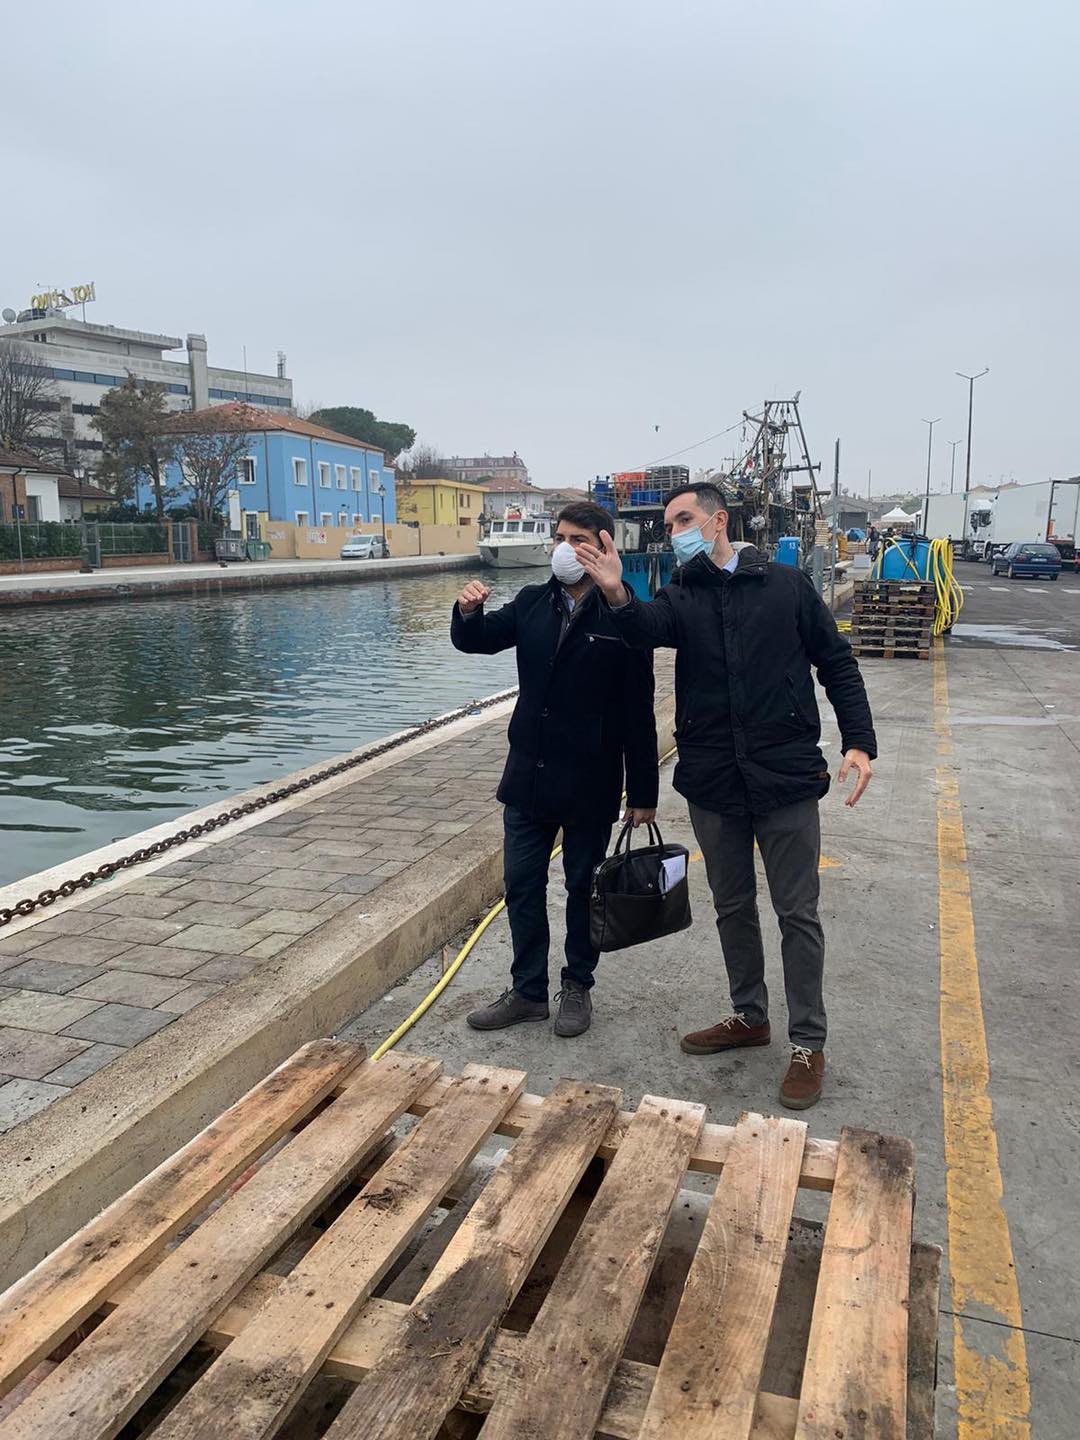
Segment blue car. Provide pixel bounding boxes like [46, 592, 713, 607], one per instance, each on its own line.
[991, 541, 1062, 580]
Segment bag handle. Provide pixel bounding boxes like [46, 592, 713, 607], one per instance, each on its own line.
[613, 818, 664, 855]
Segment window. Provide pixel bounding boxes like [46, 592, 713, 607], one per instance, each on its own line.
[335, 464, 347, 490]
[239, 456, 257, 485]
[293, 458, 308, 486]
[459, 492, 469, 510]
[369, 469, 380, 486]
[338, 511, 349, 527]
[522, 520, 535, 532]
[352, 512, 364, 525]
[320, 511, 333, 526]
[26, 495, 42, 522]
[505, 521, 520, 533]
[351, 467, 362, 491]
[295, 511, 309, 526]
[318, 462, 331, 489]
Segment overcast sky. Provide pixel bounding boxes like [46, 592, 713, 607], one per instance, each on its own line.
[6, 1, 1077, 493]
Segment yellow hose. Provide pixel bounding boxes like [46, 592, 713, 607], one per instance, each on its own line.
[371, 746, 679, 1060]
[867, 535, 963, 637]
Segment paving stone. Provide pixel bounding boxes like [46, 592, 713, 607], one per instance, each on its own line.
[72, 971, 191, 1008]
[102, 944, 214, 977]
[167, 901, 265, 928]
[1, 956, 106, 993]
[313, 894, 359, 918]
[29, 910, 111, 937]
[185, 957, 260, 984]
[244, 869, 331, 893]
[240, 910, 322, 937]
[155, 982, 224, 1014]
[327, 874, 385, 896]
[427, 821, 475, 837]
[43, 1042, 126, 1086]
[0, 1027, 90, 1080]
[371, 816, 439, 833]
[166, 879, 263, 903]
[241, 885, 330, 911]
[119, 876, 185, 895]
[292, 856, 383, 877]
[167, 924, 265, 955]
[242, 933, 296, 960]
[0, 1078, 71, 1133]
[26, 936, 133, 966]
[0, 990, 103, 1034]
[156, 861, 212, 879]
[62, 1004, 176, 1047]
[79, 894, 191, 920]
[90, 916, 192, 945]
[372, 861, 409, 878]
[367, 844, 434, 863]
[0, 935, 48, 958]
[293, 840, 374, 859]
[188, 863, 277, 885]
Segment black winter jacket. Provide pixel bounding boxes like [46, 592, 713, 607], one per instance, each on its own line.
[608, 548, 876, 815]
[451, 578, 658, 827]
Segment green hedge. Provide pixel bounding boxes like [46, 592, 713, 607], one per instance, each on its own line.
[97, 523, 167, 556]
[0, 523, 82, 561]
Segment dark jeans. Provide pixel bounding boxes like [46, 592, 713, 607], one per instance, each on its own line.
[688, 797, 826, 1048]
[503, 805, 612, 1002]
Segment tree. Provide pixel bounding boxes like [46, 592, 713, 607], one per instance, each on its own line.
[399, 442, 447, 479]
[170, 407, 256, 523]
[92, 376, 177, 517]
[0, 342, 60, 456]
[307, 406, 416, 462]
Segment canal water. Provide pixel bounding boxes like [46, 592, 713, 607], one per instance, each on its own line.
[0, 572, 519, 888]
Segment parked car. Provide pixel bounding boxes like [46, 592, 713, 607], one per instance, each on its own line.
[990, 542, 1062, 580]
[340, 534, 388, 560]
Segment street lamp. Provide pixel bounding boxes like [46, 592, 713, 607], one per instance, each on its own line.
[921, 417, 940, 535]
[957, 367, 989, 551]
[374, 480, 387, 556]
[947, 439, 962, 495]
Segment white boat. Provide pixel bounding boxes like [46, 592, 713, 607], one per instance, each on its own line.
[477, 511, 553, 568]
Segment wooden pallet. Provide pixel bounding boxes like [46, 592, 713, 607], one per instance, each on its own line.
[851, 643, 930, 660]
[0, 1040, 940, 1440]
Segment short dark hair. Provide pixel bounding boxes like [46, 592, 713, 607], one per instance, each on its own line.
[665, 483, 728, 515]
[557, 501, 615, 540]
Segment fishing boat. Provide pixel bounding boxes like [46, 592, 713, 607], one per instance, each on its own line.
[477, 509, 553, 568]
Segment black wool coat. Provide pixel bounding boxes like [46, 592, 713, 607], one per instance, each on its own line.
[451, 577, 659, 827]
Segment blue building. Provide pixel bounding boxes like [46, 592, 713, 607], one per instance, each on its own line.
[136, 404, 395, 535]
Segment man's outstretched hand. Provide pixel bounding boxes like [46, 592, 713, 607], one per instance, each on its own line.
[456, 580, 491, 615]
[837, 749, 873, 807]
[577, 531, 627, 605]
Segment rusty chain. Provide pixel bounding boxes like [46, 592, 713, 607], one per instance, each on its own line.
[0, 689, 518, 929]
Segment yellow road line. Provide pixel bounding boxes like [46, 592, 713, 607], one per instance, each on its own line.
[933, 639, 1031, 1438]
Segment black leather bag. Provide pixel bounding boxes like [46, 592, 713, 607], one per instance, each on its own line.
[589, 820, 692, 954]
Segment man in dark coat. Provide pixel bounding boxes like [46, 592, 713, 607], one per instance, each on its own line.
[451, 501, 658, 1038]
[579, 484, 876, 1108]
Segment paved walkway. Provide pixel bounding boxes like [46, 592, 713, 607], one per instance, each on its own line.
[0, 660, 674, 1133]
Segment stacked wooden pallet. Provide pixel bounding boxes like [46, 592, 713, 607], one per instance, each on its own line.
[850, 577, 935, 659]
[0, 1040, 941, 1440]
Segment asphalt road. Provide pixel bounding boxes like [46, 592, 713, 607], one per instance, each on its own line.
[949, 558, 1080, 649]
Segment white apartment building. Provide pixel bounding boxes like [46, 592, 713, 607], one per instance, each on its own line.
[0, 312, 293, 473]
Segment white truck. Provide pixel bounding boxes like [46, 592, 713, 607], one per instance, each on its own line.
[925, 479, 1080, 569]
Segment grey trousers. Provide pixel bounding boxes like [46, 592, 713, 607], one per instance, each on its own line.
[688, 797, 827, 1048]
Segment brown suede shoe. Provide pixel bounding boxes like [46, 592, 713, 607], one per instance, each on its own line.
[780, 1047, 825, 1109]
[680, 1013, 771, 1055]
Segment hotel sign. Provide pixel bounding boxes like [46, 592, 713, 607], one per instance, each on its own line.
[30, 282, 96, 310]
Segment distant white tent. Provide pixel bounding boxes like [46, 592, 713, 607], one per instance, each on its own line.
[880, 505, 918, 526]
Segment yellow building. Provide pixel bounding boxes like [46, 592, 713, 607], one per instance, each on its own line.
[395, 478, 486, 527]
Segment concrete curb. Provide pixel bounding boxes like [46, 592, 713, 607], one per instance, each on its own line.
[0, 553, 473, 609]
[0, 693, 677, 1290]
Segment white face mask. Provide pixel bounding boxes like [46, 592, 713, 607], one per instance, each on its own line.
[551, 540, 586, 585]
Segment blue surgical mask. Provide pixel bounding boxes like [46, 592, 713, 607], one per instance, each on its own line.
[671, 514, 717, 566]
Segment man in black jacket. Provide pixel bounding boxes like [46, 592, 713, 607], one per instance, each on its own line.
[451, 501, 659, 1038]
[579, 484, 876, 1108]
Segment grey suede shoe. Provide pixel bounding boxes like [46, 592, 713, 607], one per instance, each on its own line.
[466, 988, 549, 1031]
[554, 981, 592, 1037]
